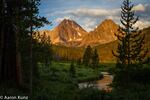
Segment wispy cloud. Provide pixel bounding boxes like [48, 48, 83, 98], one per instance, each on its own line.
[132, 4, 145, 11]
[65, 8, 120, 17]
[134, 20, 150, 29]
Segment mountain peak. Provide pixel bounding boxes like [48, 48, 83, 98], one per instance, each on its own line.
[98, 19, 117, 28]
[80, 19, 119, 46]
[58, 19, 81, 29]
[40, 19, 88, 47]
[61, 19, 73, 23]
[60, 19, 77, 25]
[103, 19, 114, 23]
[92, 19, 118, 32]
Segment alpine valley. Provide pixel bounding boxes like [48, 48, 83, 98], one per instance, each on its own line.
[38, 19, 150, 62]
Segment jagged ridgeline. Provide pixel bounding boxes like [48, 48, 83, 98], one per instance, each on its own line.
[38, 19, 118, 47]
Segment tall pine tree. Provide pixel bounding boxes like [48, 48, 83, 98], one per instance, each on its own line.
[92, 49, 99, 69]
[69, 61, 76, 78]
[0, 0, 24, 86]
[82, 45, 93, 66]
[26, 0, 50, 95]
[113, 0, 148, 87]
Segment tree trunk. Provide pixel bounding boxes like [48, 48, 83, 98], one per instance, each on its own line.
[15, 0, 23, 86]
[0, 0, 5, 83]
[1, 0, 17, 84]
[30, 17, 33, 96]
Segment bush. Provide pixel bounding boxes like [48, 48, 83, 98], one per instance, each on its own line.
[77, 88, 105, 100]
[111, 84, 150, 100]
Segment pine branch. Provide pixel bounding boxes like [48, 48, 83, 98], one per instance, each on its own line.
[120, 19, 127, 27]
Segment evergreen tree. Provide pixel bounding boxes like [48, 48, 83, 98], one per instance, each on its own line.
[38, 32, 53, 67]
[0, 0, 25, 86]
[113, 0, 148, 87]
[26, 0, 50, 95]
[147, 57, 150, 64]
[82, 45, 93, 66]
[77, 58, 82, 65]
[91, 49, 99, 69]
[69, 62, 76, 78]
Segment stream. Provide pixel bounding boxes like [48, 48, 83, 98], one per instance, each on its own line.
[78, 72, 113, 91]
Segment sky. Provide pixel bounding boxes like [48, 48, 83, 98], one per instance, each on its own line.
[39, 0, 150, 32]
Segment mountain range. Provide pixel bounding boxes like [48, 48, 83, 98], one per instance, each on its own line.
[38, 19, 119, 47]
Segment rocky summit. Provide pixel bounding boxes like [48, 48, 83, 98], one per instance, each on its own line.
[38, 19, 88, 47]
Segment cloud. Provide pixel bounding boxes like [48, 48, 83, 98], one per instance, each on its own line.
[55, 18, 64, 23]
[55, 16, 72, 23]
[82, 18, 98, 31]
[145, 4, 150, 14]
[134, 20, 150, 29]
[132, 4, 150, 29]
[132, 4, 145, 11]
[63, 8, 120, 18]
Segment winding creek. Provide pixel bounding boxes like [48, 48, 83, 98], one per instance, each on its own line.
[78, 72, 113, 91]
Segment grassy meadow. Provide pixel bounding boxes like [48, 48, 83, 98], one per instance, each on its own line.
[39, 61, 106, 82]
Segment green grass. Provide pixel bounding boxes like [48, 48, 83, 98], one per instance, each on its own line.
[51, 61, 102, 82]
[76, 67, 100, 82]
